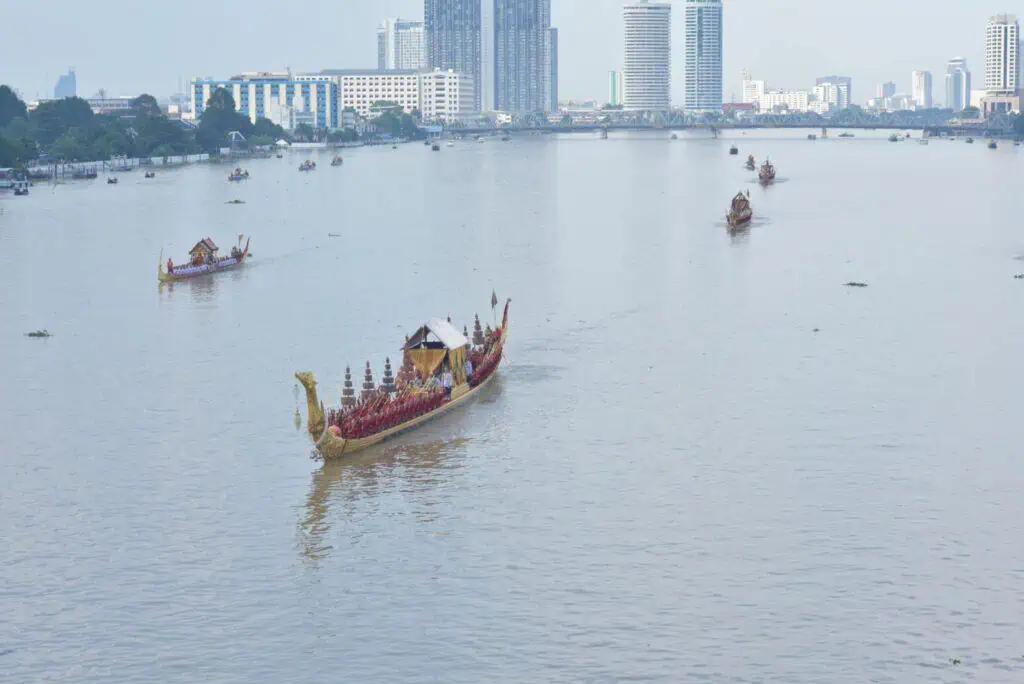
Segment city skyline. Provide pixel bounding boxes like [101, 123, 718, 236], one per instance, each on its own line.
[0, 0, 1018, 106]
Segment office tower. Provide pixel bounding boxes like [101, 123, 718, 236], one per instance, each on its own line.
[741, 70, 767, 105]
[425, 0, 482, 111]
[481, 0, 495, 111]
[54, 69, 77, 99]
[623, 1, 671, 110]
[911, 70, 933, 108]
[377, 19, 426, 71]
[494, 0, 553, 113]
[550, 27, 559, 111]
[684, 0, 723, 112]
[945, 57, 971, 111]
[815, 75, 852, 109]
[985, 14, 1020, 95]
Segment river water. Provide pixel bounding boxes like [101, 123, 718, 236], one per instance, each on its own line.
[3, 131, 1024, 683]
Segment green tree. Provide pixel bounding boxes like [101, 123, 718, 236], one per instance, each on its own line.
[293, 123, 314, 141]
[0, 85, 28, 128]
[252, 117, 287, 141]
[30, 97, 94, 146]
[961, 106, 981, 118]
[0, 134, 35, 166]
[195, 87, 252, 153]
[131, 94, 162, 118]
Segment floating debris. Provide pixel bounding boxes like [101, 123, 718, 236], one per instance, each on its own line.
[225, 199, 245, 204]
[1015, 274, 1024, 279]
[25, 329, 52, 338]
[844, 282, 869, 288]
[950, 658, 962, 666]
[327, 233, 341, 238]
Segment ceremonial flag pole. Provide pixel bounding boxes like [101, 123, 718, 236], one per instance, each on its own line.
[491, 289, 498, 326]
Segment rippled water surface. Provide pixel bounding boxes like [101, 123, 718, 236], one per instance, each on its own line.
[3, 131, 1024, 682]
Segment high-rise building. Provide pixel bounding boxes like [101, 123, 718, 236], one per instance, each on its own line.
[608, 70, 624, 106]
[945, 57, 971, 111]
[377, 19, 426, 71]
[425, 0, 483, 111]
[54, 69, 76, 99]
[815, 75, 852, 109]
[684, 0, 723, 112]
[550, 27, 559, 111]
[741, 70, 767, 106]
[911, 70, 933, 108]
[985, 14, 1020, 95]
[877, 81, 896, 99]
[494, 0, 553, 113]
[481, 0, 495, 111]
[623, 1, 671, 111]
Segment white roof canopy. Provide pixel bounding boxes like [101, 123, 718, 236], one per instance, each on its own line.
[406, 318, 469, 350]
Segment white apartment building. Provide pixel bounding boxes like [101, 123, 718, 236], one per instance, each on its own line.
[741, 70, 767, 106]
[811, 84, 837, 112]
[684, 0, 724, 112]
[418, 69, 477, 122]
[377, 19, 426, 71]
[623, 1, 672, 110]
[316, 69, 476, 121]
[760, 89, 809, 113]
[911, 70, 933, 108]
[985, 14, 1020, 94]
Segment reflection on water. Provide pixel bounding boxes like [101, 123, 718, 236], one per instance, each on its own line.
[298, 437, 470, 567]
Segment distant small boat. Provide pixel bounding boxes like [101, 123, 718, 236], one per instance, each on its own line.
[670, 133, 678, 140]
[729, 145, 739, 155]
[276, 153, 283, 159]
[965, 137, 974, 144]
[13, 180, 29, 196]
[445, 141, 454, 147]
[600, 129, 608, 140]
[838, 132, 854, 138]
[745, 155, 756, 170]
[330, 156, 343, 166]
[807, 134, 817, 140]
[144, 171, 156, 178]
[299, 160, 316, 171]
[431, 143, 440, 151]
[107, 177, 118, 185]
[228, 168, 250, 181]
[988, 140, 998, 149]
[501, 135, 511, 142]
[476, 136, 485, 144]
[888, 134, 899, 142]
[758, 159, 776, 184]
[918, 138, 929, 145]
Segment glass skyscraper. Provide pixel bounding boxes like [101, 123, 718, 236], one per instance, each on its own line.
[683, 0, 723, 112]
[494, 0, 553, 113]
[425, 0, 482, 111]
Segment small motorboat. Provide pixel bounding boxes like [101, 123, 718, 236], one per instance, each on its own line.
[431, 143, 441, 151]
[276, 153, 283, 158]
[392, 145, 398, 149]
[330, 156, 343, 167]
[807, 134, 817, 140]
[299, 160, 316, 171]
[144, 171, 156, 178]
[988, 140, 998, 149]
[445, 140, 454, 147]
[729, 145, 739, 155]
[745, 155, 756, 171]
[888, 134, 899, 142]
[476, 136, 485, 144]
[726, 191, 753, 228]
[13, 180, 29, 196]
[965, 137, 974, 144]
[501, 135, 511, 142]
[228, 168, 250, 181]
[107, 177, 118, 185]
[670, 133, 678, 140]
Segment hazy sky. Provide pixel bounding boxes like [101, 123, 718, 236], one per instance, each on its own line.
[0, 0, 1015, 105]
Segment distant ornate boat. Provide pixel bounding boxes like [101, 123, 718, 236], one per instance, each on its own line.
[330, 156, 344, 166]
[758, 159, 776, 184]
[299, 160, 316, 171]
[745, 154, 756, 170]
[158, 235, 250, 283]
[297, 298, 511, 459]
[228, 167, 249, 181]
[726, 191, 752, 227]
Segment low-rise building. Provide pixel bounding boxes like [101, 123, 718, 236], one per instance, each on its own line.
[418, 69, 475, 123]
[318, 68, 476, 121]
[191, 72, 340, 130]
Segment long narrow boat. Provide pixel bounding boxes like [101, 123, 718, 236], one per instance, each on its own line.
[158, 236, 250, 283]
[296, 298, 510, 459]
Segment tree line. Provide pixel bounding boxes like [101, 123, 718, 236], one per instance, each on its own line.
[0, 85, 289, 168]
